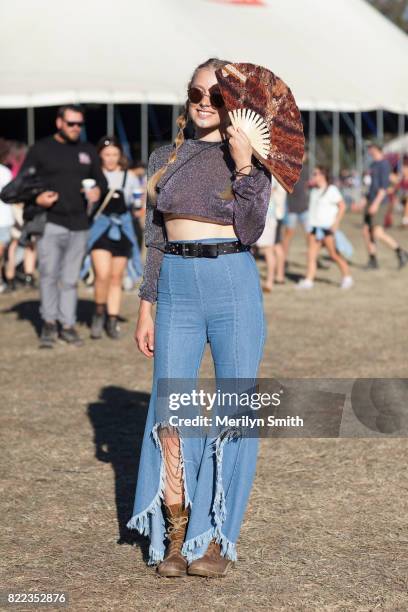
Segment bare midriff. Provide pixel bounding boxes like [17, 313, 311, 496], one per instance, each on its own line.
[163, 212, 238, 241]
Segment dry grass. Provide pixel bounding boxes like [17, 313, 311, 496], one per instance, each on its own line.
[1, 213, 407, 611]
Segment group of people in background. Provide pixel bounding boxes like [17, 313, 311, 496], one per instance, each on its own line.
[1, 107, 408, 348]
[0, 105, 147, 348]
[254, 143, 408, 293]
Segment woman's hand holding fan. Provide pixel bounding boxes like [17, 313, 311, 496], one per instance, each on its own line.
[215, 62, 305, 193]
[225, 125, 253, 174]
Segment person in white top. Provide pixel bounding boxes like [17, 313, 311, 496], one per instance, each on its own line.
[297, 165, 353, 290]
[255, 176, 286, 291]
[89, 136, 142, 340]
[0, 162, 14, 292]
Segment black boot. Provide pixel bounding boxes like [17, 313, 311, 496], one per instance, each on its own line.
[396, 247, 408, 269]
[365, 254, 379, 270]
[3, 277, 17, 293]
[105, 315, 120, 339]
[59, 326, 84, 347]
[90, 304, 106, 339]
[39, 321, 58, 349]
[23, 274, 37, 289]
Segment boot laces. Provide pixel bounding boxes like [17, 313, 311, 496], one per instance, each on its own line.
[167, 514, 189, 537]
[165, 514, 188, 556]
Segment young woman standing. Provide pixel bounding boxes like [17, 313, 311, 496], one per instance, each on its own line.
[127, 58, 272, 577]
[88, 137, 142, 339]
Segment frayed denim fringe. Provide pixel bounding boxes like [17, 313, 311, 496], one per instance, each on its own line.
[182, 527, 237, 563]
[126, 421, 193, 565]
[212, 427, 242, 530]
[127, 424, 241, 565]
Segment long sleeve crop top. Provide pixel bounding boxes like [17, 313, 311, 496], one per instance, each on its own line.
[138, 137, 272, 303]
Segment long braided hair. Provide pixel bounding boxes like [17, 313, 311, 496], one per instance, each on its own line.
[147, 57, 234, 204]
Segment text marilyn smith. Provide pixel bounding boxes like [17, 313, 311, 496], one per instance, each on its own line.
[168, 415, 304, 428]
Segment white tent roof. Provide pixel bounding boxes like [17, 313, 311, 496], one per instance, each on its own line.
[383, 134, 408, 154]
[1, 0, 407, 112]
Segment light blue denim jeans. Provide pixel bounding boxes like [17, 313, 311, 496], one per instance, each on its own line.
[283, 209, 310, 231]
[127, 238, 267, 564]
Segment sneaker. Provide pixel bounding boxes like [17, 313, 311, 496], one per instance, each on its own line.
[39, 321, 58, 349]
[296, 278, 314, 290]
[397, 249, 408, 269]
[59, 326, 84, 347]
[105, 316, 120, 340]
[340, 276, 354, 290]
[90, 313, 105, 339]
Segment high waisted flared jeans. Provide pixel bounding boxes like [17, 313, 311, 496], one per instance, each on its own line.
[127, 238, 267, 563]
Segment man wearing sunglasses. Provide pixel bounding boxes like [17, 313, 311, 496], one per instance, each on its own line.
[19, 104, 108, 348]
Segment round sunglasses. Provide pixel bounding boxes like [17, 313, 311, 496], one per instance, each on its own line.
[187, 86, 225, 109]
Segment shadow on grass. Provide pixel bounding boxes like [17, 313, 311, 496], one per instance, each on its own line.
[87, 385, 151, 562]
[3, 298, 96, 336]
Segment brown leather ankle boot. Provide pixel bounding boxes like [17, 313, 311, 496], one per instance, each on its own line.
[187, 539, 232, 578]
[156, 503, 189, 577]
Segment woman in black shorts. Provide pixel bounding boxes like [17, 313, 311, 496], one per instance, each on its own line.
[88, 136, 142, 339]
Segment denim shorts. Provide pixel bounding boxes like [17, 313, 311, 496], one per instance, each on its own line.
[283, 210, 310, 230]
[0, 226, 12, 246]
[310, 226, 333, 241]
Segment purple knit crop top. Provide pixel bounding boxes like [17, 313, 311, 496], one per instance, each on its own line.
[138, 137, 272, 303]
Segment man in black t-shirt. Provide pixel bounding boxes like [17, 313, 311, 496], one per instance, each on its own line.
[21, 104, 108, 347]
[363, 141, 407, 270]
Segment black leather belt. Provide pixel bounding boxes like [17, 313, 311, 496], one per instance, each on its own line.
[164, 240, 250, 258]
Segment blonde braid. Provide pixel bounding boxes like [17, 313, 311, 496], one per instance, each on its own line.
[147, 105, 188, 205]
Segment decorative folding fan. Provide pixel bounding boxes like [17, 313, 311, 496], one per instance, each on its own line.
[215, 63, 305, 193]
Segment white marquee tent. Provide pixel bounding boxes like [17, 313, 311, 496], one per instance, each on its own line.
[1, 0, 407, 113]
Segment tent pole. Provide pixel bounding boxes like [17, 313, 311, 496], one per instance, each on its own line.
[355, 111, 363, 180]
[27, 107, 35, 146]
[398, 113, 405, 140]
[398, 114, 405, 171]
[141, 103, 148, 164]
[107, 103, 114, 135]
[332, 111, 340, 180]
[309, 110, 316, 178]
[376, 109, 383, 144]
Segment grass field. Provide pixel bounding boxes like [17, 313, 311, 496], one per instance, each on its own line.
[1, 213, 407, 611]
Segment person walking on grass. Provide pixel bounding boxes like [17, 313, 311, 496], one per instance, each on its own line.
[297, 165, 353, 290]
[282, 151, 310, 266]
[363, 141, 408, 270]
[256, 176, 287, 292]
[19, 105, 108, 348]
[88, 136, 143, 340]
